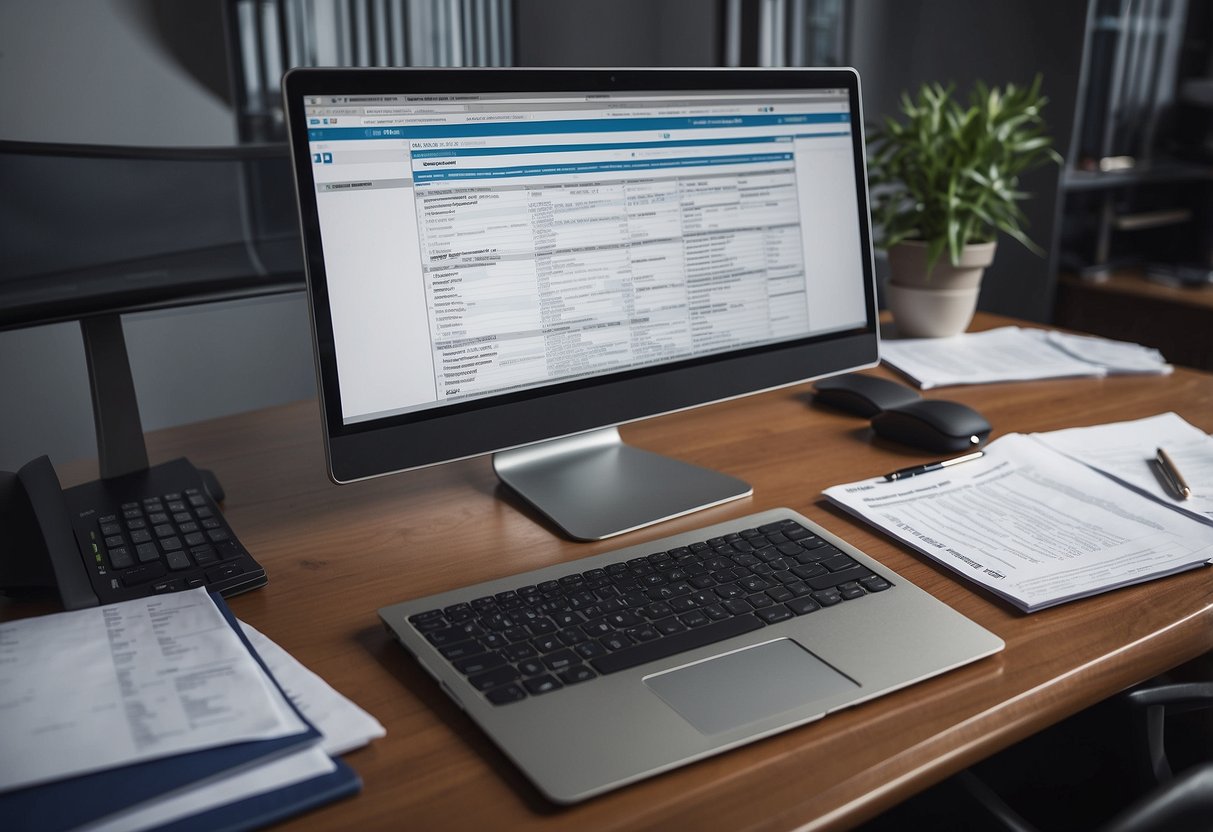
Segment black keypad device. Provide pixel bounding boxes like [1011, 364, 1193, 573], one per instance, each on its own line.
[408, 518, 892, 706]
[65, 458, 267, 604]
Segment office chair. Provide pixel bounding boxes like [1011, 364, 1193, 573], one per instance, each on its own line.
[956, 682, 1213, 832]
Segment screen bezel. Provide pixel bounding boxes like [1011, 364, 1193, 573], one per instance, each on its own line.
[284, 67, 879, 483]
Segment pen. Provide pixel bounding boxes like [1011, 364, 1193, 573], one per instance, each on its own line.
[883, 450, 985, 482]
[1156, 447, 1192, 500]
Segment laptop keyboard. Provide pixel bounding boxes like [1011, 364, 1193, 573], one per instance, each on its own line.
[408, 517, 893, 706]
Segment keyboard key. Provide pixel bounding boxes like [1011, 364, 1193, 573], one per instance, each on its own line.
[787, 596, 821, 615]
[517, 658, 546, 676]
[542, 649, 579, 672]
[121, 562, 167, 586]
[574, 640, 608, 660]
[468, 665, 520, 691]
[600, 633, 632, 652]
[807, 565, 874, 591]
[191, 545, 219, 566]
[130, 529, 152, 544]
[454, 652, 506, 676]
[532, 634, 561, 653]
[558, 665, 597, 685]
[502, 642, 538, 662]
[522, 674, 563, 695]
[822, 555, 857, 572]
[100, 523, 122, 536]
[679, 610, 710, 628]
[839, 582, 866, 600]
[756, 604, 794, 624]
[591, 614, 764, 675]
[161, 536, 183, 552]
[108, 547, 134, 570]
[205, 564, 245, 583]
[487, 683, 527, 705]
[135, 542, 159, 563]
[812, 588, 843, 607]
[861, 575, 893, 592]
[439, 641, 483, 661]
[165, 550, 192, 571]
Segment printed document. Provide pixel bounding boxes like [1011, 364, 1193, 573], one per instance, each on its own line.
[239, 621, 385, 756]
[880, 326, 1171, 389]
[0, 588, 306, 793]
[1035, 412, 1213, 525]
[823, 434, 1213, 612]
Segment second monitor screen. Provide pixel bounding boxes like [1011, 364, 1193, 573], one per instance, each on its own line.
[305, 87, 869, 426]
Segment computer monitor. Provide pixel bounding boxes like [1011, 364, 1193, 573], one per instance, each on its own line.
[0, 141, 304, 481]
[284, 68, 878, 540]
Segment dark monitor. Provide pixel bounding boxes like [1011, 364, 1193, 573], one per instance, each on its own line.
[0, 141, 306, 480]
[284, 68, 878, 540]
[0, 141, 304, 332]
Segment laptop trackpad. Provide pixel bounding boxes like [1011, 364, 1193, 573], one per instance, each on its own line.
[643, 638, 858, 735]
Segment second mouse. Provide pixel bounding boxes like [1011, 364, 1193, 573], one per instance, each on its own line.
[870, 400, 992, 453]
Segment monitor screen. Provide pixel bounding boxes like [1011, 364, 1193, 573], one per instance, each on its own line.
[286, 68, 878, 539]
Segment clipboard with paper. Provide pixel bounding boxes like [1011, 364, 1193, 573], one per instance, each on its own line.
[823, 430, 1213, 613]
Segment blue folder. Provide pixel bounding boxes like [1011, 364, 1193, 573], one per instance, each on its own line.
[3, 592, 361, 832]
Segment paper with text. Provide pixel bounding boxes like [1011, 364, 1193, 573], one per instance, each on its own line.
[880, 326, 1169, 389]
[239, 621, 385, 756]
[1035, 413, 1213, 526]
[0, 589, 306, 793]
[823, 434, 1213, 612]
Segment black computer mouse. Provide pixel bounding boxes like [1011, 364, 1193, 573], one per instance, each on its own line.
[812, 373, 921, 417]
[870, 399, 992, 453]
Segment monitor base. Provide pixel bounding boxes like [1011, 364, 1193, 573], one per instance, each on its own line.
[493, 427, 752, 541]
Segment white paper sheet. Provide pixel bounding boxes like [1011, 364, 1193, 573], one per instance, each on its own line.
[1037, 330, 1172, 376]
[239, 622, 385, 756]
[1034, 412, 1213, 525]
[880, 326, 1170, 389]
[823, 434, 1213, 612]
[0, 588, 306, 793]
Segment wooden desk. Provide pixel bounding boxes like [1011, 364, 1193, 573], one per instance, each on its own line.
[8, 313, 1213, 831]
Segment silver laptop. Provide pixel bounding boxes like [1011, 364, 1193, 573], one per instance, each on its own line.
[378, 508, 1003, 802]
[284, 67, 1004, 802]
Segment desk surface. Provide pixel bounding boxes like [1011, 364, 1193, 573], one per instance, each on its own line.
[10, 313, 1213, 831]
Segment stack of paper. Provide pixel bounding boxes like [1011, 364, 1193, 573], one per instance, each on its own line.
[880, 326, 1172, 389]
[823, 416, 1213, 612]
[0, 589, 384, 832]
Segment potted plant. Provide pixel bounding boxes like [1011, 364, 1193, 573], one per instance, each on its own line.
[867, 77, 1062, 337]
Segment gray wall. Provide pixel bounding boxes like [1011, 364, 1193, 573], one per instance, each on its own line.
[0, 0, 316, 472]
[516, 0, 721, 66]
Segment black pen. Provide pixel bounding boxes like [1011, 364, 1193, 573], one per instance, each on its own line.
[883, 450, 985, 482]
[1156, 447, 1193, 500]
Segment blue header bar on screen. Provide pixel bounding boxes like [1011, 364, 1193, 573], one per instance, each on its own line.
[308, 112, 849, 142]
[412, 152, 796, 183]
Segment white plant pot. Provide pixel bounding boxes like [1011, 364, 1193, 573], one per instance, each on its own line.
[886, 240, 997, 338]
[886, 282, 981, 338]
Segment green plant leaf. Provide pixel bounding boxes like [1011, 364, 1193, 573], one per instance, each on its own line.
[867, 74, 1059, 265]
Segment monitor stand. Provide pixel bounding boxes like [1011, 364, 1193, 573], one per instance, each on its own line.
[80, 313, 224, 500]
[492, 426, 751, 541]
